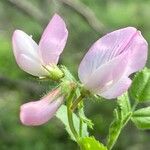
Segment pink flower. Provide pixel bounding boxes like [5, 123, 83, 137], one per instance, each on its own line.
[20, 88, 64, 126]
[12, 14, 68, 77]
[78, 27, 148, 99]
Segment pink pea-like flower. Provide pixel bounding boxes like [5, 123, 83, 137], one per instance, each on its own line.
[12, 14, 68, 77]
[20, 88, 64, 126]
[78, 27, 148, 99]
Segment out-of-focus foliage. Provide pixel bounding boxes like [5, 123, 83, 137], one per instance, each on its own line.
[0, 0, 150, 150]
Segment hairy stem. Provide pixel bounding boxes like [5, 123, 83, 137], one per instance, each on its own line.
[67, 90, 79, 141]
[107, 101, 138, 150]
[107, 114, 131, 150]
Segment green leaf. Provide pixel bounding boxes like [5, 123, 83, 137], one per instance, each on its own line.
[130, 68, 150, 102]
[118, 93, 131, 116]
[132, 107, 150, 129]
[56, 105, 89, 141]
[107, 92, 131, 149]
[79, 137, 107, 150]
[117, 92, 132, 124]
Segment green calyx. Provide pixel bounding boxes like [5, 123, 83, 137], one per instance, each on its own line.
[44, 65, 64, 81]
[59, 66, 79, 95]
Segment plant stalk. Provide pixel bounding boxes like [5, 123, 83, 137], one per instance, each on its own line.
[107, 101, 138, 150]
[67, 90, 79, 141]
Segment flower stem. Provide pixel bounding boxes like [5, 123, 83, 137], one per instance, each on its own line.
[107, 114, 132, 150]
[67, 90, 79, 141]
[67, 106, 79, 140]
[71, 95, 84, 111]
[107, 101, 138, 150]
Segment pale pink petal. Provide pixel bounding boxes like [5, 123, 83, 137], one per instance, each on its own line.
[99, 77, 132, 99]
[78, 27, 137, 83]
[12, 30, 39, 60]
[39, 14, 68, 65]
[17, 54, 48, 76]
[83, 51, 129, 92]
[125, 31, 148, 75]
[20, 89, 64, 126]
[78, 27, 148, 99]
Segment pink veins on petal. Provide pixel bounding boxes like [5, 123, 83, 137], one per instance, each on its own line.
[78, 27, 148, 99]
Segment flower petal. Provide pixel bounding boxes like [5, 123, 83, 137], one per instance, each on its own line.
[39, 14, 68, 65]
[99, 77, 132, 99]
[78, 27, 148, 99]
[12, 30, 39, 61]
[83, 51, 129, 93]
[78, 27, 137, 83]
[20, 89, 63, 126]
[125, 31, 148, 75]
[17, 54, 48, 76]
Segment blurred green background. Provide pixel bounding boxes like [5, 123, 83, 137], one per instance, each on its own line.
[0, 0, 150, 150]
